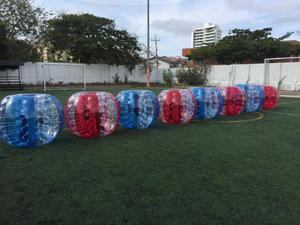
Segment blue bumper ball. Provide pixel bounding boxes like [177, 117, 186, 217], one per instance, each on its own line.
[237, 84, 264, 112]
[190, 87, 223, 119]
[116, 90, 159, 129]
[0, 94, 64, 148]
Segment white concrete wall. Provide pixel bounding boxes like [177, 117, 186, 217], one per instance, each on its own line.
[207, 62, 300, 90]
[2, 61, 299, 91]
[9, 62, 164, 85]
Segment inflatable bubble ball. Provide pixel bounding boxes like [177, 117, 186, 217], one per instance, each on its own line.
[190, 87, 223, 119]
[0, 94, 64, 148]
[65, 92, 120, 138]
[263, 86, 280, 110]
[237, 84, 265, 112]
[158, 89, 196, 124]
[217, 86, 246, 116]
[116, 90, 159, 129]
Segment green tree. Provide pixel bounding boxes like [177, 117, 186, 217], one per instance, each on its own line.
[44, 13, 141, 69]
[190, 28, 298, 64]
[162, 69, 174, 87]
[0, 0, 45, 61]
[0, 21, 7, 54]
[4, 39, 40, 61]
[0, 0, 48, 41]
[0, 21, 40, 61]
[176, 63, 210, 86]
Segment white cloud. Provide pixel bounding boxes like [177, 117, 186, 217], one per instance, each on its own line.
[34, 0, 300, 56]
[226, 0, 255, 10]
[152, 19, 200, 35]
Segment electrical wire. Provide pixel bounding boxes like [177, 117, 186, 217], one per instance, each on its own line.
[66, 0, 194, 8]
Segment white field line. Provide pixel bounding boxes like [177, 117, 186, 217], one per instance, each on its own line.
[280, 101, 300, 105]
[280, 95, 300, 99]
[264, 111, 300, 117]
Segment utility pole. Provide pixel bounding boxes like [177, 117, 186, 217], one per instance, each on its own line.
[146, 0, 150, 87]
[151, 34, 160, 68]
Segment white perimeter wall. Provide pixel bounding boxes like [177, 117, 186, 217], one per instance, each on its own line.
[1, 62, 299, 90]
[208, 63, 300, 91]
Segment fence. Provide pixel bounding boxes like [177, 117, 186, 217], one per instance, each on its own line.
[208, 63, 300, 90]
[4, 62, 164, 85]
[0, 61, 299, 90]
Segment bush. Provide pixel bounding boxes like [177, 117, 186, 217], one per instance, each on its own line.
[124, 74, 129, 84]
[112, 73, 120, 84]
[162, 69, 174, 87]
[176, 63, 210, 86]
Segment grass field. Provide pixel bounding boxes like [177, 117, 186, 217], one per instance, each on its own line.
[0, 86, 300, 225]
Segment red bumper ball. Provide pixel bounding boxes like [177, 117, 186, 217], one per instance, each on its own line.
[263, 86, 280, 110]
[218, 86, 246, 116]
[158, 89, 196, 124]
[65, 92, 120, 138]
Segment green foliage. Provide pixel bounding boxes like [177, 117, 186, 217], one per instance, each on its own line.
[176, 63, 210, 86]
[139, 60, 155, 75]
[0, 22, 39, 61]
[44, 13, 141, 69]
[3, 39, 40, 61]
[124, 74, 129, 84]
[162, 69, 174, 87]
[278, 76, 287, 90]
[112, 73, 121, 84]
[0, 0, 48, 41]
[0, 0, 44, 61]
[190, 28, 300, 64]
[0, 21, 7, 54]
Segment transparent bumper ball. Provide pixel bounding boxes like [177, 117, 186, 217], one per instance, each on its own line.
[190, 87, 223, 119]
[237, 84, 264, 112]
[263, 86, 280, 110]
[65, 92, 120, 138]
[218, 86, 246, 116]
[116, 90, 159, 129]
[0, 94, 64, 148]
[158, 89, 196, 124]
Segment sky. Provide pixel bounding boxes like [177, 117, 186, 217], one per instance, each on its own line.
[34, 0, 300, 56]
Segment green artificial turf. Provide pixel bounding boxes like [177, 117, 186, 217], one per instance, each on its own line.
[0, 86, 300, 225]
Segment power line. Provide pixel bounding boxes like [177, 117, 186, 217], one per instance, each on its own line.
[151, 34, 160, 68]
[66, 0, 194, 8]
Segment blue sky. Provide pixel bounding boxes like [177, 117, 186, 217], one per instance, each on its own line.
[34, 0, 300, 56]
